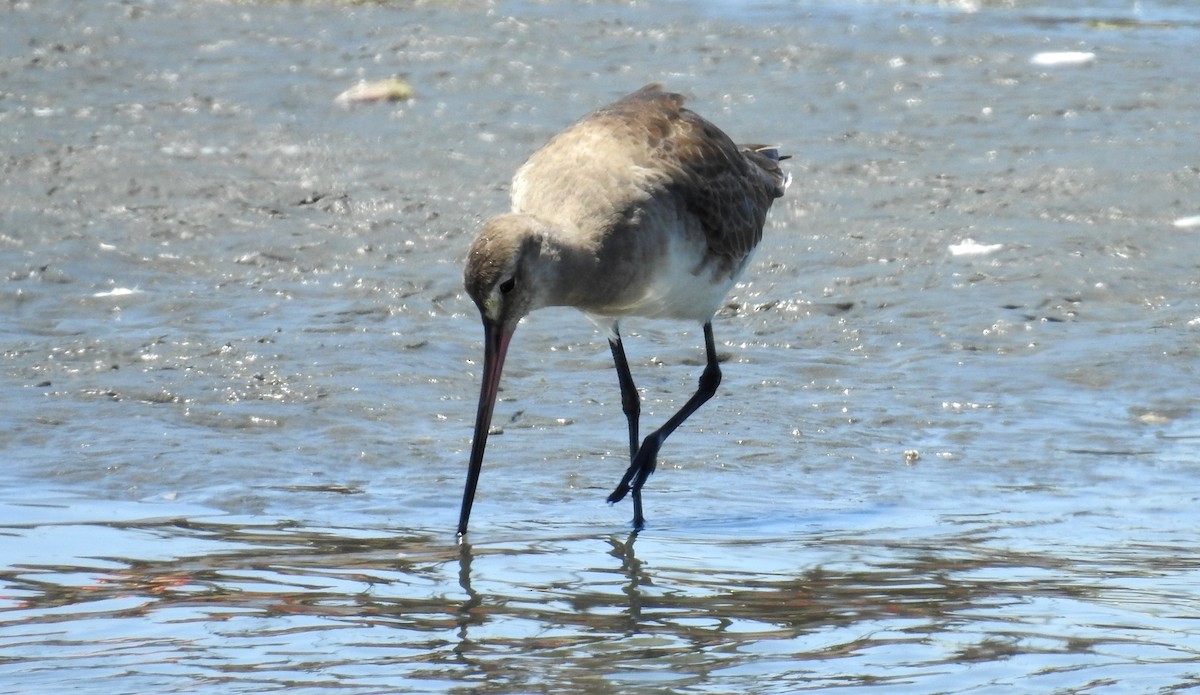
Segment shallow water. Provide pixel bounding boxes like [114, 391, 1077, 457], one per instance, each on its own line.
[3, 0, 1200, 692]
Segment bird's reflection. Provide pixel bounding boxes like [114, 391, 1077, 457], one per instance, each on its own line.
[453, 539, 482, 652]
[608, 530, 650, 629]
[454, 530, 654, 642]
[606, 530, 647, 613]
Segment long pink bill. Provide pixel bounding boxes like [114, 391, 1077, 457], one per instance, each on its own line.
[457, 319, 514, 537]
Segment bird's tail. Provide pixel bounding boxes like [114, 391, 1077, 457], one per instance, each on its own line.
[742, 144, 792, 194]
[747, 144, 789, 162]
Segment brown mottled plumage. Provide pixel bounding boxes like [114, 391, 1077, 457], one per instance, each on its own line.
[459, 84, 789, 536]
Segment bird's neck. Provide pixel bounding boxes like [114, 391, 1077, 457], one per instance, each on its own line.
[524, 220, 629, 312]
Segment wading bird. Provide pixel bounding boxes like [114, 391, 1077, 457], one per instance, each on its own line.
[460, 83, 789, 536]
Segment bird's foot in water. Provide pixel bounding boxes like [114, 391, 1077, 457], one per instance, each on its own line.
[606, 435, 661, 507]
[606, 476, 633, 505]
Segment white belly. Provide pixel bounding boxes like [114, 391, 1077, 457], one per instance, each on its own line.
[590, 234, 755, 325]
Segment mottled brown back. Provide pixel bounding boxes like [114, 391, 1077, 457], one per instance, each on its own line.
[511, 83, 788, 263]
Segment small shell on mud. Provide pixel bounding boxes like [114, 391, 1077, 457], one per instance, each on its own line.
[949, 239, 1003, 256]
[1030, 51, 1096, 67]
[334, 77, 415, 106]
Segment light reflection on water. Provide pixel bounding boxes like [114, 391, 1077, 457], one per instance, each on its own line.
[2, 492, 1199, 693]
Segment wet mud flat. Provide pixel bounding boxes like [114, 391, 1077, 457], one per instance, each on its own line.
[2, 0, 1200, 692]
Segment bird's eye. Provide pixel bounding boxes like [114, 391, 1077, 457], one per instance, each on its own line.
[499, 277, 516, 295]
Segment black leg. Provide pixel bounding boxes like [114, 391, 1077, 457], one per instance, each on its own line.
[608, 322, 722, 530]
[608, 331, 640, 462]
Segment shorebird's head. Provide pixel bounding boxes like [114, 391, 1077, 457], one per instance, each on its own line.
[463, 214, 554, 333]
[458, 213, 555, 537]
